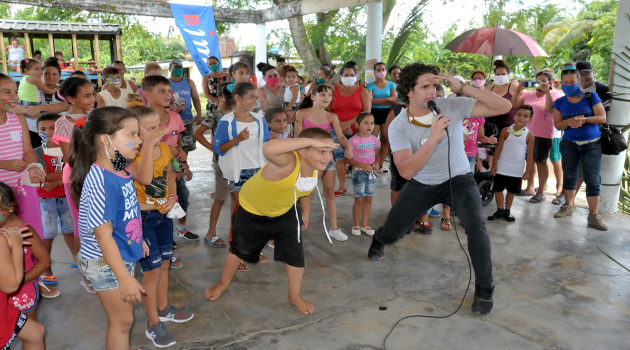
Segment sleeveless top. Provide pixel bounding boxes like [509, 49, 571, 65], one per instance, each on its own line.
[284, 83, 301, 104]
[17, 75, 40, 103]
[496, 126, 529, 178]
[262, 85, 285, 108]
[488, 84, 517, 130]
[331, 85, 364, 133]
[99, 89, 126, 108]
[9, 223, 38, 313]
[0, 112, 25, 187]
[302, 110, 331, 131]
[8, 46, 24, 62]
[169, 77, 193, 121]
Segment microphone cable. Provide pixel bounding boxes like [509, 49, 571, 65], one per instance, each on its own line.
[383, 108, 473, 350]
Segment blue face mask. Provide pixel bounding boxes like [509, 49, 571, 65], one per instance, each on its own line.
[316, 78, 326, 84]
[299, 86, 304, 93]
[561, 84, 582, 97]
[39, 132, 49, 143]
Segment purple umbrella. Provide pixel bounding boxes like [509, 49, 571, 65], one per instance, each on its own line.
[445, 27, 548, 57]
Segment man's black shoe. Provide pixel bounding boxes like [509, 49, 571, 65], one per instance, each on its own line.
[503, 209, 516, 222]
[487, 209, 504, 221]
[471, 284, 494, 315]
[368, 238, 384, 260]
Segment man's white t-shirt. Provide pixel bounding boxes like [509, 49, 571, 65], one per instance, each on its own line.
[388, 97, 476, 185]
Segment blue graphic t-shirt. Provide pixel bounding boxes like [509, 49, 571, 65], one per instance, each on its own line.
[78, 165, 143, 262]
[552, 92, 602, 142]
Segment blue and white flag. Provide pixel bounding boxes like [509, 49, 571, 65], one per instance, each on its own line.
[170, 3, 221, 76]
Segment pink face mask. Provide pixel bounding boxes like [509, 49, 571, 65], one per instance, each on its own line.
[375, 71, 387, 79]
[266, 76, 280, 87]
[472, 79, 486, 88]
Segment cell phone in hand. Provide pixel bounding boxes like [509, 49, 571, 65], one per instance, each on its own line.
[523, 80, 540, 88]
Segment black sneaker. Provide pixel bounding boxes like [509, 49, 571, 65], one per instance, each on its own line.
[172, 240, 178, 249]
[471, 284, 494, 315]
[487, 209, 504, 221]
[503, 209, 516, 222]
[176, 229, 199, 241]
[368, 238, 385, 261]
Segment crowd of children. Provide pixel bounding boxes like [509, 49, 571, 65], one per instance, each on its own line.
[0, 47, 614, 348]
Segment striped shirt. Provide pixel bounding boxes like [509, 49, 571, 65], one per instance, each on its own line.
[78, 165, 143, 262]
[0, 112, 25, 187]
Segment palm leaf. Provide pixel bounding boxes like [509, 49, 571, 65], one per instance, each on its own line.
[386, 0, 431, 68]
[550, 20, 595, 54]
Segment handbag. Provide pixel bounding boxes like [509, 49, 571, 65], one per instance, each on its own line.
[600, 124, 628, 155]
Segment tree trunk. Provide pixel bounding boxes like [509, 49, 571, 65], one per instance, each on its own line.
[275, 0, 321, 77]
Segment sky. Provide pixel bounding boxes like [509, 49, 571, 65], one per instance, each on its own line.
[139, 0, 589, 55]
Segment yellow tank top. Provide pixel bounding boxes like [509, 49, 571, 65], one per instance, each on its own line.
[133, 143, 172, 204]
[240, 152, 314, 217]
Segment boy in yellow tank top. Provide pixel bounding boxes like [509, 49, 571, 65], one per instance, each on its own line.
[204, 127, 338, 315]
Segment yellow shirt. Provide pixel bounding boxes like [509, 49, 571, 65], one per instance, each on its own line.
[133, 143, 172, 204]
[240, 152, 314, 217]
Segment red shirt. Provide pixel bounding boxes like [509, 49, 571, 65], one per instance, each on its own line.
[331, 85, 364, 133]
[34, 146, 66, 198]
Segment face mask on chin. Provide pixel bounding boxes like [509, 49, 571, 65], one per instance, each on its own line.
[494, 75, 510, 86]
[295, 170, 318, 192]
[340, 76, 357, 87]
[105, 135, 130, 171]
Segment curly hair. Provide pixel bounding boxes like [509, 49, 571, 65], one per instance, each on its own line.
[397, 63, 440, 104]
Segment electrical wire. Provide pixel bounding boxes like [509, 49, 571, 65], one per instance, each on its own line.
[383, 124, 474, 350]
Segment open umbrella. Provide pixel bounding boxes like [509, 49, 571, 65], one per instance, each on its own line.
[445, 27, 548, 57]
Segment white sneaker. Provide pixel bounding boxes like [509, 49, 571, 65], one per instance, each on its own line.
[361, 226, 375, 236]
[351, 226, 361, 236]
[329, 229, 348, 241]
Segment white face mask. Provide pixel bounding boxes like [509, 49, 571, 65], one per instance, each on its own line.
[295, 170, 318, 192]
[494, 75, 510, 86]
[43, 145, 64, 158]
[408, 111, 435, 126]
[340, 76, 357, 87]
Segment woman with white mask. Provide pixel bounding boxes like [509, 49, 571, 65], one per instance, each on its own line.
[330, 63, 371, 197]
[486, 60, 518, 135]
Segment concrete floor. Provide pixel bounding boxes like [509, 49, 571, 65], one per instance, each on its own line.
[15, 145, 630, 350]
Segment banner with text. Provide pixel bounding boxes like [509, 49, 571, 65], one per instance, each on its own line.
[170, 3, 221, 77]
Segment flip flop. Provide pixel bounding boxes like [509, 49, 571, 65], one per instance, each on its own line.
[38, 280, 61, 298]
[39, 275, 58, 285]
[80, 280, 97, 295]
[204, 236, 227, 248]
[529, 194, 546, 203]
[238, 262, 249, 271]
[70, 263, 78, 268]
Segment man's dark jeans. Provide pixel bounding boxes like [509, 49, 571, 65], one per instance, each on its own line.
[373, 173, 493, 286]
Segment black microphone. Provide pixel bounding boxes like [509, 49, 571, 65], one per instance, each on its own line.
[427, 100, 440, 116]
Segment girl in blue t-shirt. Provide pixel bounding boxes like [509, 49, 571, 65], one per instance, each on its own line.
[365, 62, 397, 172]
[552, 63, 607, 231]
[69, 106, 148, 349]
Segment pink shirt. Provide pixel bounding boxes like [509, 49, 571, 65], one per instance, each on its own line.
[463, 117, 485, 157]
[349, 134, 380, 165]
[53, 115, 83, 184]
[0, 112, 24, 186]
[522, 90, 562, 139]
[160, 110, 185, 147]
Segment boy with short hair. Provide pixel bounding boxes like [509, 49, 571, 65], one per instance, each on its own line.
[128, 106, 193, 348]
[34, 113, 76, 297]
[488, 105, 535, 222]
[204, 128, 339, 315]
[96, 67, 126, 108]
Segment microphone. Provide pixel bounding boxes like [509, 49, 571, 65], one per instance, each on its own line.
[427, 100, 440, 116]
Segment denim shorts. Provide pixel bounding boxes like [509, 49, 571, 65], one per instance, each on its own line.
[39, 197, 75, 239]
[140, 210, 174, 272]
[467, 155, 476, 174]
[352, 170, 376, 197]
[331, 129, 352, 161]
[325, 159, 337, 171]
[78, 256, 135, 292]
[229, 167, 260, 192]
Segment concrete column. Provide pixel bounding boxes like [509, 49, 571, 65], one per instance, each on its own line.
[600, 0, 630, 214]
[365, 1, 383, 83]
[255, 23, 267, 83]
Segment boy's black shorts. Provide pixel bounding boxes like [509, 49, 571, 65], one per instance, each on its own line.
[229, 205, 304, 268]
[492, 173, 522, 194]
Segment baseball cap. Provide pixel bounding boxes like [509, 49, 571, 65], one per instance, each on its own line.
[169, 59, 183, 68]
[576, 61, 593, 72]
[55, 51, 63, 56]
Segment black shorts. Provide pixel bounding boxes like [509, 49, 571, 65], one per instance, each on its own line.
[533, 137, 553, 163]
[492, 174, 522, 194]
[229, 205, 304, 268]
[371, 108, 390, 126]
[389, 154, 407, 192]
[1, 312, 27, 350]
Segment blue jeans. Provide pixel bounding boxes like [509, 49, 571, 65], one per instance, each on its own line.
[139, 210, 174, 272]
[373, 173, 493, 286]
[560, 139, 601, 197]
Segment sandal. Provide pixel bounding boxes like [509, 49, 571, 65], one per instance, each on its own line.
[441, 217, 452, 231]
[259, 253, 269, 262]
[80, 280, 97, 295]
[170, 257, 184, 270]
[238, 261, 249, 271]
[529, 194, 546, 203]
[40, 274, 58, 285]
[552, 195, 565, 205]
[38, 279, 61, 298]
[204, 236, 227, 248]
